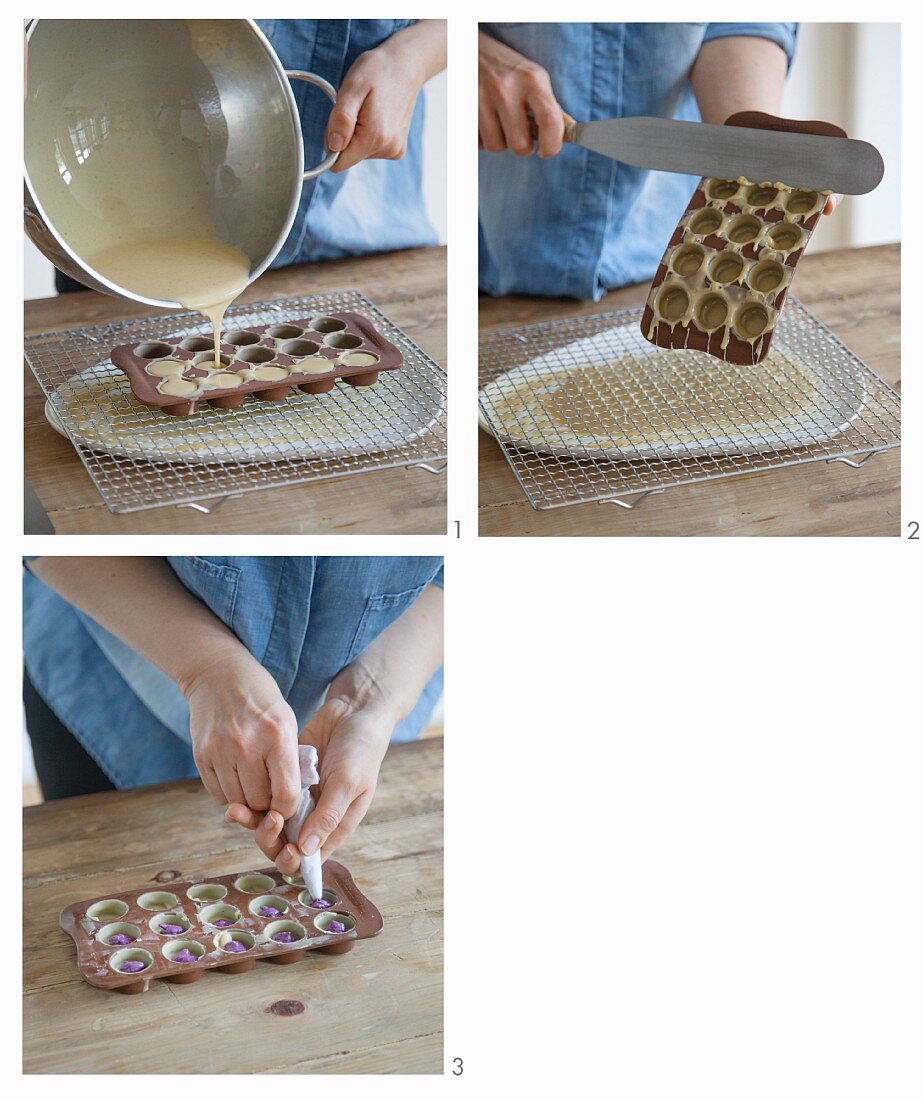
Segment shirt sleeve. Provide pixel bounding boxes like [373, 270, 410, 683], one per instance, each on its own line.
[431, 563, 444, 590]
[703, 23, 798, 68]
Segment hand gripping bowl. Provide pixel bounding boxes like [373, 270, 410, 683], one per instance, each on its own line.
[23, 19, 337, 305]
[641, 112, 845, 365]
[60, 863, 383, 994]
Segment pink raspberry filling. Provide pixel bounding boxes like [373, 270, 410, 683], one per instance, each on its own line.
[272, 931, 297, 943]
[259, 905, 282, 918]
[224, 940, 247, 953]
[120, 960, 146, 973]
[173, 948, 198, 963]
[213, 918, 232, 927]
[328, 920, 347, 934]
[311, 898, 332, 909]
[159, 923, 185, 935]
[108, 933, 134, 945]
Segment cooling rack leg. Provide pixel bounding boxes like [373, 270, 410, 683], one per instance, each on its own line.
[177, 494, 243, 515]
[825, 449, 886, 470]
[412, 460, 448, 475]
[599, 489, 663, 511]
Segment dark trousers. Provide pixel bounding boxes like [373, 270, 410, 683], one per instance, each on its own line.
[23, 671, 115, 800]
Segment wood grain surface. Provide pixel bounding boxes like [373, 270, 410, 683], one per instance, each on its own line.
[23, 738, 443, 1075]
[24, 246, 447, 535]
[479, 244, 900, 537]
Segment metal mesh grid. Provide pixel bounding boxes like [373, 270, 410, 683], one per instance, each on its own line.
[26, 291, 446, 513]
[478, 298, 900, 511]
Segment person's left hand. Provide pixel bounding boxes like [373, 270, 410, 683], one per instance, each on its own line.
[324, 43, 424, 173]
[823, 194, 842, 215]
[225, 687, 394, 871]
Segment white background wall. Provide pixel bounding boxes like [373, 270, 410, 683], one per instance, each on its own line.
[24, 71, 448, 301]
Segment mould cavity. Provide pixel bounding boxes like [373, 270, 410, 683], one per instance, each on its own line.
[249, 894, 290, 919]
[110, 947, 153, 975]
[688, 208, 723, 237]
[745, 184, 779, 208]
[766, 222, 804, 252]
[298, 888, 339, 910]
[309, 316, 347, 334]
[695, 293, 729, 332]
[215, 930, 256, 954]
[279, 338, 320, 359]
[705, 179, 740, 201]
[265, 919, 307, 944]
[234, 873, 276, 895]
[655, 285, 690, 324]
[338, 351, 380, 368]
[144, 359, 186, 379]
[735, 303, 771, 340]
[187, 883, 227, 903]
[137, 891, 180, 912]
[162, 939, 206, 965]
[150, 912, 191, 936]
[323, 332, 363, 350]
[669, 243, 706, 277]
[726, 214, 762, 245]
[786, 189, 820, 216]
[313, 911, 356, 935]
[235, 345, 276, 365]
[708, 252, 746, 285]
[203, 372, 244, 390]
[87, 899, 130, 922]
[266, 324, 304, 340]
[223, 329, 260, 347]
[193, 351, 232, 369]
[135, 341, 174, 360]
[179, 336, 214, 353]
[747, 259, 787, 294]
[199, 902, 241, 928]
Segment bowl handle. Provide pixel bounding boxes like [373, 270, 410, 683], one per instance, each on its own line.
[286, 70, 340, 180]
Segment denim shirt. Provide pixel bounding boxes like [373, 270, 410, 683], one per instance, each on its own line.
[23, 557, 444, 790]
[478, 22, 797, 300]
[257, 20, 438, 264]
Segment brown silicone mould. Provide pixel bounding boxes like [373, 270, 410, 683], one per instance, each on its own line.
[111, 312, 403, 417]
[59, 862, 383, 994]
[641, 112, 846, 364]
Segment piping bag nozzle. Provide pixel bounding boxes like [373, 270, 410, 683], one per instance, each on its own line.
[283, 745, 323, 901]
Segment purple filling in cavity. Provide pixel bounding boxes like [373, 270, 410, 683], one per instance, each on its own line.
[120, 960, 146, 973]
[272, 931, 296, 943]
[213, 918, 232, 927]
[259, 906, 281, 918]
[311, 898, 331, 909]
[108, 933, 134, 945]
[224, 940, 247, 953]
[159, 923, 185, 935]
[328, 920, 347, 934]
[173, 948, 198, 963]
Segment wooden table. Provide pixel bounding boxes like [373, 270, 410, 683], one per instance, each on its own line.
[479, 244, 900, 536]
[24, 246, 447, 534]
[23, 738, 443, 1075]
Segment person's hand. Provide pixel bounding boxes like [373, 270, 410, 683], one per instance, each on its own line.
[183, 652, 301, 819]
[478, 30, 565, 157]
[225, 673, 395, 871]
[823, 194, 842, 216]
[324, 21, 445, 173]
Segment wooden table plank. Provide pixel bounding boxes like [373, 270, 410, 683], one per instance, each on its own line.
[479, 244, 900, 537]
[23, 738, 444, 1075]
[24, 247, 447, 534]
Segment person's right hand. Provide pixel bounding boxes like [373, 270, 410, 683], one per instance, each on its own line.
[183, 652, 301, 820]
[478, 31, 565, 158]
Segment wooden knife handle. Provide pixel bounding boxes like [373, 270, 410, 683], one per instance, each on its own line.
[527, 111, 579, 144]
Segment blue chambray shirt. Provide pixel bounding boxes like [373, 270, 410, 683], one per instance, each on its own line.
[257, 20, 438, 264]
[23, 557, 444, 790]
[479, 22, 797, 300]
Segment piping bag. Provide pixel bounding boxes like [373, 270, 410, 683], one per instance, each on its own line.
[283, 745, 323, 901]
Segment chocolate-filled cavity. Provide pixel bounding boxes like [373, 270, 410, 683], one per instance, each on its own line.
[215, 930, 256, 954]
[150, 912, 191, 936]
[734, 303, 771, 340]
[223, 329, 261, 347]
[309, 316, 347, 334]
[266, 324, 304, 340]
[786, 189, 821, 216]
[252, 365, 290, 382]
[688, 208, 723, 236]
[745, 184, 779, 208]
[766, 222, 804, 253]
[296, 355, 335, 375]
[314, 911, 356, 935]
[655, 285, 690, 323]
[134, 341, 174, 360]
[265, 919, 307, 944]
[726, 213, 762, 245]
[708, 252, 746, 285]
[338, 351, 380, 368]
[96, 921, 141, 946]
[323, 331, 363, 350]
[747, 259, 787, 294]
[203, 372, 244, 390]
[234, 873, 276, 894]
[249, 894, 290, 919]
[110, 947, 153, 975]
[187, 883, 228, 904]
[234, 345, 275, 365]
[199, 902, 241, 928]
[162, 939, 206, 964]
[87, 899, 130, 922]
[144, 358, 186, 379]
[279, 338, 320, 359]
[179, 336, 214, 353]
[298, 888, 339, 910]
[137, 891, 180, 912]
[193, 351, 232, 369]
[705, 179, 740, 201]
[669, 242, 706, 277]
[694, 293, 729, 332]
[158, 377, 197, 397]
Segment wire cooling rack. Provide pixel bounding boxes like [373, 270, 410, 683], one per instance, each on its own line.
[26, 291, 447, 514]
[478, 298, 900, 511]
